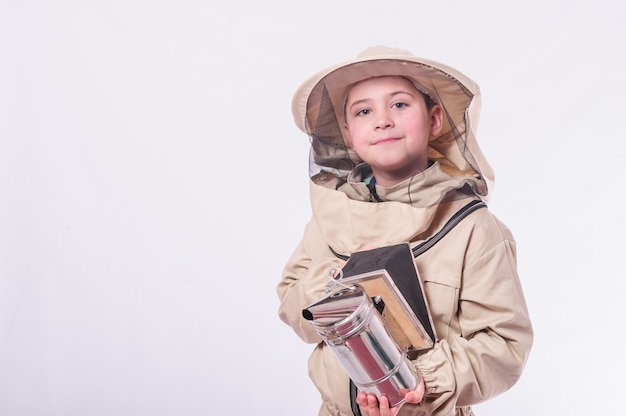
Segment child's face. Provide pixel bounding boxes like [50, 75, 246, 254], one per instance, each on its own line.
[344, 76, 443, 187]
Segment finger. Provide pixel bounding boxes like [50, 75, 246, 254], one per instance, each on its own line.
[356, 392, 369, 409]
[366, 393, 380, 416]
[377, 394, 395, 416]
[403, 374, 425, 404]
[378, 394, 390, 408]
[404, 390, 418, 403]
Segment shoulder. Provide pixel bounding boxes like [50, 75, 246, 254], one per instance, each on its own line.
[470, 206, 515, 242]
[440, 202, 516, 255]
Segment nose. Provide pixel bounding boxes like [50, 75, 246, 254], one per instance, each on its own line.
[374, 111, 393, 129]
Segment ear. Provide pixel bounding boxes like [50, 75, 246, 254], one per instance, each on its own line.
[343, 123, 353, 148]
[429, 105, 444, 136]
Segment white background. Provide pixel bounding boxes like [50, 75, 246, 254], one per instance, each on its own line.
[1, 1, 625, 415]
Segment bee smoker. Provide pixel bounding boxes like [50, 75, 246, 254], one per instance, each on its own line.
[302, 284, 418, 407]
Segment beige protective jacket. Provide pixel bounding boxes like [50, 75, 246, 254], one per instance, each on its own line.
[278, 164, 533, 416]
[278, 47, 533, 415]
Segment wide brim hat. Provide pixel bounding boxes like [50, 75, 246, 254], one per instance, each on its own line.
[291, 45, 493, 198]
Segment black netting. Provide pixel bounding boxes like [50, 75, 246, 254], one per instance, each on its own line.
[307, 84, 360, 178]
[301, 60, 489, 197]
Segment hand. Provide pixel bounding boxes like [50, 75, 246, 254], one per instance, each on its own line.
[356, 376, 425, 416]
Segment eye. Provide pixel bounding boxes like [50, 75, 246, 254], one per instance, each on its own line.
[392, 102, 408, 109]
[355, 108, 371, 117]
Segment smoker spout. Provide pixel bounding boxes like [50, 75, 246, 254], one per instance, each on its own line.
[302, 309, 314, 321]
[301, 285, 367, 326]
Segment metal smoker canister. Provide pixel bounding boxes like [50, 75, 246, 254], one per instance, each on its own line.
[302, 284, 417, 407]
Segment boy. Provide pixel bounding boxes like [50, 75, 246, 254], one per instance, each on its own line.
[277, 46, 533, 416]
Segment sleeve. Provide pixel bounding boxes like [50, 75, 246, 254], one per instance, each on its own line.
[410, 218, 533, 415]
[276, 219, 346, 344]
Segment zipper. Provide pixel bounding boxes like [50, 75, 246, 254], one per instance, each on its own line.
[411, 199, 486, 257]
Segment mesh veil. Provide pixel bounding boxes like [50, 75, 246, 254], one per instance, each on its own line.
[295, 52, 494, 199]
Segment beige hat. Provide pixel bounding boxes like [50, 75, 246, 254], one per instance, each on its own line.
[291, 45, 494, 198]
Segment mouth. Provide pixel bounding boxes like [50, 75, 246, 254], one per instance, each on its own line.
[372, 137, 401, 145]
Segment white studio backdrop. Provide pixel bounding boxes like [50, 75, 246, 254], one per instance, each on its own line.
[1, 1, 625, 415]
